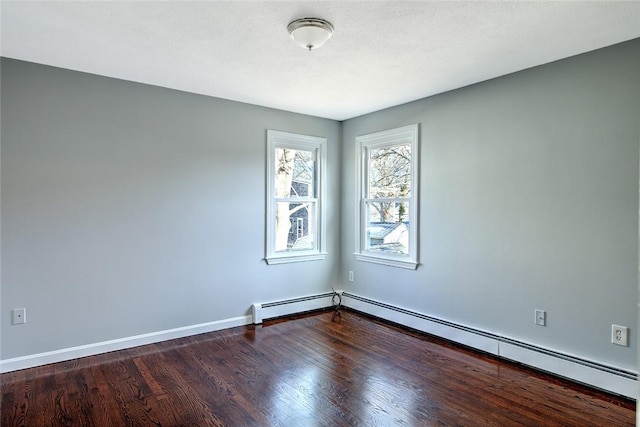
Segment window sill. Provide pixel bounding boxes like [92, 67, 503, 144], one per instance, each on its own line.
[354, 253, 418, 270]
[265, 253, 328, 265]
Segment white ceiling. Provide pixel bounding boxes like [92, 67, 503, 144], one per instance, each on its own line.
[1, 1, 639, 121]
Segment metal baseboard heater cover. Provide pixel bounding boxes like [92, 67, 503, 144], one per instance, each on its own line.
[340, 292, 637, 399]
[252, 292, 336, 324]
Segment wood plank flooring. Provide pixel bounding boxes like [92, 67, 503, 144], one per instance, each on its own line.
[1, 309, 635, 426]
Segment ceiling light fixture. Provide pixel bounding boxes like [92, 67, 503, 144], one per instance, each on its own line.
[287, 18, 334, 51]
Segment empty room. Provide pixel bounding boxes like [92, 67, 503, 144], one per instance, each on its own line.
[1, 1, 639, 426]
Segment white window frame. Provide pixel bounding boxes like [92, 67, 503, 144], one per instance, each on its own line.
[355, 124, 419, 270]
[266, 130, 327, 265]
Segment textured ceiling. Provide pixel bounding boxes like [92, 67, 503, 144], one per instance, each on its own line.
[1, 1, 639, 121]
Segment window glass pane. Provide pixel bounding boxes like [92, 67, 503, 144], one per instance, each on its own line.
[275, 201, 315, 252]
[365, 201, 410, 254]
[274, 148, 315, 198]
[368, 144, 411, 198]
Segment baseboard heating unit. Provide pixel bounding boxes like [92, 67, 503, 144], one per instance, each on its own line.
[252, 292, 336, 324]
[340, 292, 637, 399]
[3, 290, 636, 400]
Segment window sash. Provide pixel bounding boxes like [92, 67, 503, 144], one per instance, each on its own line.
[361, 199, 411, 255]
[273, 147, 317, 199]
[274, 199, 318, 253]
[366, 143, 412, 199]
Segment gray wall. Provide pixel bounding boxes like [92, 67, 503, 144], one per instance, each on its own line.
[1, 58, 341, 359]
[2, 39, 639, 374]
[341, 39, 639, 371]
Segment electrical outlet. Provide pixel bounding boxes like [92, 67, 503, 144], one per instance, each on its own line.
[348, 271, 354, 282]
[534, 309, 546, 326]
[12, 308, 26, 325]
[611, 325, 628, 347]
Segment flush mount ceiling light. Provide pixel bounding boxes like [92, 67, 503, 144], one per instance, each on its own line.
[287, 18, 334, 51]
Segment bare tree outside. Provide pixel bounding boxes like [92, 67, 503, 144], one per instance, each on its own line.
[368, 144, 411, 222]
[274, 148, 315, 251]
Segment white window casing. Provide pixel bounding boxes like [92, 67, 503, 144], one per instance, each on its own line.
[355, 124, 419, 270]
[266, 130, 327, 265]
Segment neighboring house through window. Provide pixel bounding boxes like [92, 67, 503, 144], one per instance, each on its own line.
[266, 130, 327, 264]
[355, 124, 419, 269]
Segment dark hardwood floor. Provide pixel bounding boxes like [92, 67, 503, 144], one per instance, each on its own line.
[1, 309, 635, 426]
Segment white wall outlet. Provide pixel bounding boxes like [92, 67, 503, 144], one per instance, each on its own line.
[611, 324, 628, 347]
[534, 309, 546, 326]
[348, 271, 354, 282]
[12, 308, 26, 325]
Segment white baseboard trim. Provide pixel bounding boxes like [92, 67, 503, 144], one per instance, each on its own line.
[4, 292, 636, 400]
[0, 315, 252, 373]
[342, 292, 638, 399]
[252, 292, 337, 324]
[2, 289, 342, 374]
